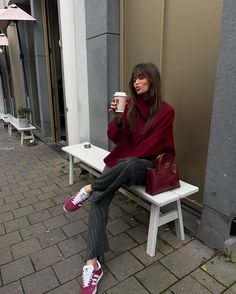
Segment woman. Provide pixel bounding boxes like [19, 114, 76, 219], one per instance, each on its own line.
[63, 63, 175, 294]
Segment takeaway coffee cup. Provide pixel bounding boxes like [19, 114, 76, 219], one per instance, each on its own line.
[113, 92, 127, 112]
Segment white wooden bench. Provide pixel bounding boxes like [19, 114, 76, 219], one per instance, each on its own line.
[1, 113, 36, 145]
[62, 142, 199, 257]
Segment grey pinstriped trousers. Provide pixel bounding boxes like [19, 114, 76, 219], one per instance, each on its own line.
[85, 157, 153, 263]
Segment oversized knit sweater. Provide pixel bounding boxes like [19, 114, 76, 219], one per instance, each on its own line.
[104, 97, 175, 168]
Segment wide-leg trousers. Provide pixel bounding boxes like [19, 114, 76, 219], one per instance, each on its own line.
[85, 157, 153, 263]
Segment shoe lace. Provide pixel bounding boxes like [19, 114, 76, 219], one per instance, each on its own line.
[82, 265, 93, 287]
[72, 191, 87, 205]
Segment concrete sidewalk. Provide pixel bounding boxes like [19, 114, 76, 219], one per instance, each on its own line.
[0, 126, 236, 294]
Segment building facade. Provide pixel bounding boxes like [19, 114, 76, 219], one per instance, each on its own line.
[0, 0, 235, 253]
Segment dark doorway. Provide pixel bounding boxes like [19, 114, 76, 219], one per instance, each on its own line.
[45, 0, 66, 143]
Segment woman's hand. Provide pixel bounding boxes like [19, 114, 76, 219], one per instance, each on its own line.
[109, 98, 123, 119]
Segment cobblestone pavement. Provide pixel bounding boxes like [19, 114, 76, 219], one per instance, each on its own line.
[0, 126, 236, 294]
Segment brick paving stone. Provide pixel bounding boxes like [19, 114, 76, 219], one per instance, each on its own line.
[31, 245, 64, 270]
[160, 229, 191, 249]
[0, 202, 19, 214]
[61, 219, 88, 238]
[178, 239, 214, 263]
[33, 199, 56, 211]
[0, 281, 23, 294]
[58, 235, 87, 258]
[0, 223, 5, 235]
[21, 267, 59, 294]
[37, 227, 67, 248]
[23, 188, 42, 198]
[18, 196, 39, 207]
[47, 279, 81, 294]
[11, 238, 41, 259]
[64, 207, 89, 222]
[109, 233, 138, 255]
[53, 253, 84, 283]
[29, 181, 45, 190]
[0, 190, 12, 198]
[20, 222, 47, 240]
[12, 205, 35, 218]
[32, 175, 50, 183]
[107, 276, 149, 294]
[18, 179, 35, 186]
[0, 231, 22, 249]
[160, 250, 199, 278]
[156, 238, 174, 255]
[106, 252, 144, 282]
[191, 268, 226, 293]
[43, 214, 69, 231]
[5, 216, 30, 233]
[135, 261, 178, 293]
[27, 209, 52, 224]
[11, 185, 30, 194]
[0, 211, 13, 224]
[0, 247, 13, 265]
[169, 275, 212, 294]
[107, 218, 131, 236]
[1, 183, 18, 192]
[37, 190, 57, 201]
[121, 215, 139, 227]
[49, 204, 65, 216]
[205, 256, 236, 287]
[4, 193, 25, 204]
[1, 256, 34, 284]
[108, 205, 127, 220]
[53, 193, 72, 205]
[53, 185, 74, 197]
[0, 197, 4, 206]
[224, 283, 236, 294]
[127, 224, 148, 244]
[131, 243, 164, 266]
[41, 183, 59, 193]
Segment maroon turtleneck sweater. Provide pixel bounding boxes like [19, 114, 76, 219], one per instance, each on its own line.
[104, 98, 175, 168]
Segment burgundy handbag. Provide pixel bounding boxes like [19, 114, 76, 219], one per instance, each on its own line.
[145, 153, 180, 195]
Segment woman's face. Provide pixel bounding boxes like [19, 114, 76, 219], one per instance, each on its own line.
[133, 74, 150, 95]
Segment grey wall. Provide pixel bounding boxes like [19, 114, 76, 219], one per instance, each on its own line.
[200, 0, 236, 251]
[30, 0, 52, 140]
[85, 0, 120, 150]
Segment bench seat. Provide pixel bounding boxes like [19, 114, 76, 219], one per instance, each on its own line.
[62, 142, 199, 257]
[1, 113, 36, 145]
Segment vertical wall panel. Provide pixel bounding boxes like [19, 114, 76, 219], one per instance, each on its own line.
[122, 0, 223, 209]
[123, 0, 164, 89]
[162, 0, 223, 209]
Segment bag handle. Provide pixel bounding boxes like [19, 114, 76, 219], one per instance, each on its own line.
[154, 153, 175, 173]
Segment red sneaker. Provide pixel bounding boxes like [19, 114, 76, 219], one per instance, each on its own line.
[63, 188, 89, 212]
[81, 261, 103, 294]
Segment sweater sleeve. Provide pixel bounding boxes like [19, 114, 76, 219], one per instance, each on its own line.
[107, 117, 124, 144]
[107, 105, 128, 144]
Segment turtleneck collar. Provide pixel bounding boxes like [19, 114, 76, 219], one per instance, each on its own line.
[134, 96, 151, 119]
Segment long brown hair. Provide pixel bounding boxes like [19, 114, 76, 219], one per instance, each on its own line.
[127, 63, 164, 135]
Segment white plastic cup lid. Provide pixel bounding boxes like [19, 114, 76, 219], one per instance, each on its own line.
[114, 92, 127, 97]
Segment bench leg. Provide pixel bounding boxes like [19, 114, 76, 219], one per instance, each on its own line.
[20, 132, 24, 145]
[8, 124, 12, 136]
[146, 204, 160, 257]
[29, 130, 35, 143]
[175, 199, 185, 241]
[69, 154, 74, 185]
